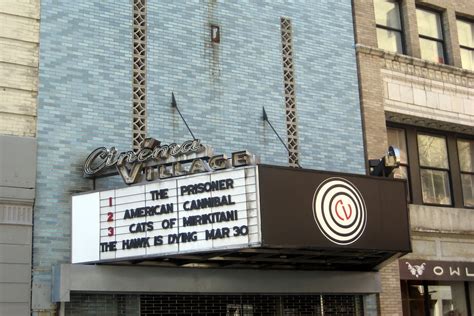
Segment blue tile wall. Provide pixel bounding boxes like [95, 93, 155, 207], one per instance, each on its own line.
[34, 0, 364, 311]
[33, 0, 133, 310]
[146, 2, 364, 172]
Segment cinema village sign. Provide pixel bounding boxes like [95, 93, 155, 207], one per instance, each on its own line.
[83, 137, 255, 184]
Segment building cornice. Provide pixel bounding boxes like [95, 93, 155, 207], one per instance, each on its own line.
[356, 44, 474, 87]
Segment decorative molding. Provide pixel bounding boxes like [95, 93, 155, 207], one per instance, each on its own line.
[132, 0, 147, 151]
[381, 65, 474, 135]
[280, 17, 299, 168]
[385, 111, 474, 135]
[0, 204, 32, 225]
[361, 43, 474, 135]
[356, 44, 474, 88]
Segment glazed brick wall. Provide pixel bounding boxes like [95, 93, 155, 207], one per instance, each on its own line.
[33, 1, 133, 313]
[34, 1, 364, 314]
[146, 2, 364, 172]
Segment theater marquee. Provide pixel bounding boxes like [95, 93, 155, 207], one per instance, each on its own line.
[72, 166, 259, 263]
[72, 165, 411, 268]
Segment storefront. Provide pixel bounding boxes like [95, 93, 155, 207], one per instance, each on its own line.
[52, 139, 412, 314]
[400, 259, 474, 316]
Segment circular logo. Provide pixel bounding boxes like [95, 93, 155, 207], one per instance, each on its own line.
[312, 177, 367, 245]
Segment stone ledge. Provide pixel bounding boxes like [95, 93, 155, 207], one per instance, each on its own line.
[356, 44, 474, 86]
[409, 204, 474, 235]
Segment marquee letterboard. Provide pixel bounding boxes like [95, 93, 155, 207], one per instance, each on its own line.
[72, 164, 411, 268]
[72, 166, 260, 263]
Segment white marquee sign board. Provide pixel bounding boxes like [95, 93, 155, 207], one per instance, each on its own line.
[72, 166, 261, 264]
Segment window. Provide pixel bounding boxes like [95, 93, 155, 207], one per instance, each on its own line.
[387, 125, 474, 208]
[387, 127, 410, 200]
[417, 133, 451, 205]
[417, 8, 446, 64]
[457, 139, 474, 207]
[457, 19, 474, 71]
[374, 0, 404, 53]
[401, 281, 470, 316]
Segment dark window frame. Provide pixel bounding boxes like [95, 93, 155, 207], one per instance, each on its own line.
[416, 6, 448, 64]
[456, 138, 474, 208]
[387, 126, 412, 202]
[374, 0, 406, 54]
[416, 132, 452, 206]
[456, 17, 474, 70]
[457, 17, 474, 51]
[387, 123, 472, 209]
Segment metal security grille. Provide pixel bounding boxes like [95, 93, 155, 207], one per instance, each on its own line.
[132, 0, 147, 151]
[65, 293, 363, 315]
[280, 17, 299, 168]
[65, 293, 139, 316]
[140, 294, 363, 316]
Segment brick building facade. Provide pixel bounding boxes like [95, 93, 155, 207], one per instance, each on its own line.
[3, 0, 457, 314]
[30, 1, 383, 315]
[0, 1, 39, 315]
[354, 0, 474, 315]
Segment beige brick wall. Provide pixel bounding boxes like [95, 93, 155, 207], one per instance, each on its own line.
[358, 49, 404, 316]
[356, 48, 388, 160]
[0, 0, 39, 137]
[353, 0, 378, 48]
[354, 0, 474, 315]
[379, 260, 403, 316]
[0, 3, 39, 316]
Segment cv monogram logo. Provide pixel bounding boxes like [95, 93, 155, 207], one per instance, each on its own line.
[312, 178, 367, 245]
